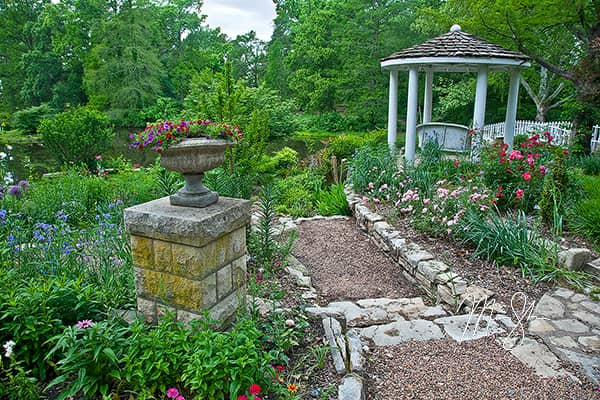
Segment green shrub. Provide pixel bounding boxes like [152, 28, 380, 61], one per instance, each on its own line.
[324, 134, 366, 161]
[182, 319, 276, 400]
[0, 274, 107, 380]
[316, 184, 350, 216]
[257, 147, 298, 176]
[348, 144, 399, 194]
[47, 319, 129, 400]
[121, 317, 189, 398]
[39, 107, 115, 168]
[275, 172, 324, 217]
[11, 104, 54, 134]
[569, 175, 600, 244]
[575, 155, 600, 176]
[459, 209, 588, 288]
[204, 166, 256, 199]
[11, 168, 157, 227]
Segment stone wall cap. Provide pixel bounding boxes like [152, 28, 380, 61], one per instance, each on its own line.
[124, 196, 251, 247]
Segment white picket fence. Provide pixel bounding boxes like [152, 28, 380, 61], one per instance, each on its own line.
[592, 125, 600, 153]
[483, 120, 574, 147]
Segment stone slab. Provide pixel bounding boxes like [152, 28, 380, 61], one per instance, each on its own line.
[572, 310, 600, 328]
[558, 248, 592, 270]
[527, 318, 556, 335]
[578, 335, 600, 351]
[553, 318, 590, 333]
[338, 373, 366, 400]
[124, 196, 251, 247]
[323, 317, 348, 375]
[434, 314, 504, 342]
[534, 294, 566, 319]
[555, 347, 600, 386]
[346, 329, 365, 373]
[508, 338, 571, 378]
[356, 320, 444, 346]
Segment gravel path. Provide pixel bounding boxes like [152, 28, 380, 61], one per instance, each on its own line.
[367, 337, 595, 400]
[292, 218, 421, 302]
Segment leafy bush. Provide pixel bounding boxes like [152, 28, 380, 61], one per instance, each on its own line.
[182, 319, 277, 400]
[9, 167, 157, 227]
[323, 134, 366, 161]
[39, 107, 115, 168]
[47, 319, 129, 399]
[480, 133, 558, 211]
[569, 175, 600, 244]
[256, 146, 299, 176]
[121, 317, 190, 398]
[348, 144, 399, 194]
[0, 274, 107, 380]
[204, 166, 256, 199]
[574, 155, 600, 176]
[316, 184, 350, 216]
[11, 104, 54, 134]
[275, 171, 324, 217]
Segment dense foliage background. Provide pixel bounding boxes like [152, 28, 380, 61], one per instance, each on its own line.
[1, 0, 597, 136]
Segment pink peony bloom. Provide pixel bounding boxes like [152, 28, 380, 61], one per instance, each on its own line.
[515, 188, 525, 198]
[522, 172, 532, 181]
[167, 388, 179, 399]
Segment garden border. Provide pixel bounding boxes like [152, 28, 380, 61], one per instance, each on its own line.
[344, 186, 498, 312]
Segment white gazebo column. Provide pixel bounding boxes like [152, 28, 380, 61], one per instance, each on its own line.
[405, 67, 419, 162]
[387, 70, 398, 151]
[472, 66, 488, 130]
[504, 69, 521, 149]
[423, 71, 433, 123]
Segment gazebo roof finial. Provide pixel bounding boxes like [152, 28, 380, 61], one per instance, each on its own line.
[450, 24, 461, 32]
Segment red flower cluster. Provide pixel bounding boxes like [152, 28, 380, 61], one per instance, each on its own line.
[129, 118, 242, 152]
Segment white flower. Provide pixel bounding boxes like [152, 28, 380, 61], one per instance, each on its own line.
[5, 145, 12, 150]
[3, 340, 15, 358]
[0, 151, 6, 159]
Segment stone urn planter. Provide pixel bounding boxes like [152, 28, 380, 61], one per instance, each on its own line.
[159, 138, 233, 208]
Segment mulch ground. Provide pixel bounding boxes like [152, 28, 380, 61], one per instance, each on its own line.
[288, 216, 599, 400]
[292, 218, 422, 303]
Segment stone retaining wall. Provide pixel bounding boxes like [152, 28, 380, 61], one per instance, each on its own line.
[345, 189, 472, 310]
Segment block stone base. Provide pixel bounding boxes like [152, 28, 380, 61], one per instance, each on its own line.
[125, 196, 251, 327]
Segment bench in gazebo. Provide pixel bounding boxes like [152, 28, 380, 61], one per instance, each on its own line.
[417, 122, 470, 153]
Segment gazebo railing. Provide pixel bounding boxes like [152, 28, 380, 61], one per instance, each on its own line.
[483, 120, 573, 146]
[592, 125, 600, 153]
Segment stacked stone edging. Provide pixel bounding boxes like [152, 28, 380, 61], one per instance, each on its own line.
[345, 189, 474, 310]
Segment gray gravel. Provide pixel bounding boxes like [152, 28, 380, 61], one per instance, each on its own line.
[292, 218, 421, 302]
[366, 337, 596, 400]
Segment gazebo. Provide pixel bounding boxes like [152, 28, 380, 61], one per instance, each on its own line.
[381, 25, 531, 161]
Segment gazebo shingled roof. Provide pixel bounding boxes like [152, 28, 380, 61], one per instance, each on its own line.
[382, 30, 529, 62]
[381, 25, 531, 161]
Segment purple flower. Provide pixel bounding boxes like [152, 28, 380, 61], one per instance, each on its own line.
[7, 185, 22, 198]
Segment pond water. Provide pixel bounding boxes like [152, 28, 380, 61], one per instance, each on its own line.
[2, 130, 324, 181]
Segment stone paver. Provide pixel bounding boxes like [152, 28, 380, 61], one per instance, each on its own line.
[504, 337, 573, 379]
[354, 320, 444, 346]
[534, 294, 566, 319]
[434, 314, 505, 342]
[529, 288, 600, 386]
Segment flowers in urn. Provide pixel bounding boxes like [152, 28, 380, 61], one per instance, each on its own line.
[129, 119, 242, 152]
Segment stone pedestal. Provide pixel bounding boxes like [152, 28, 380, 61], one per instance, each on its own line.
[124, 196, 251, 326]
